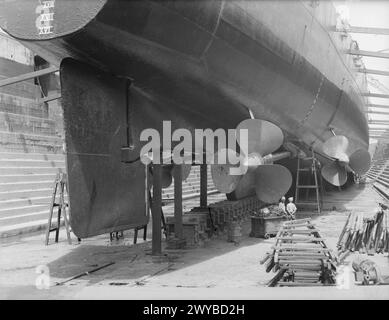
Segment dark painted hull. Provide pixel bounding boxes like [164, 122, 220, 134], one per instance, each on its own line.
[23, 1, 368, 151]
[0, 0, 370, 236]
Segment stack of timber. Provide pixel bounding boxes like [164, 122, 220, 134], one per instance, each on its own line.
[337, 204, 389, 256]
[261, 218, 337, 287]
[208, 196, 263, 234]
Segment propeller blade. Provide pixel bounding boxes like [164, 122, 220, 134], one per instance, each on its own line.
[172, 164, 192, 181]
[161, 163, 192, 188]
[226, 172, 256, 200]
[211, 149, 243, 194]
[349, 149, 371, 175]
[321, 161, 347, 186]
[322, 135, 349, 162]
[236, 119, 284, 156]
[253, 164, 292, 203]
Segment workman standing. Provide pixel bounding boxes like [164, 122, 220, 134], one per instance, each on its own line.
[278, 196, 286, 213]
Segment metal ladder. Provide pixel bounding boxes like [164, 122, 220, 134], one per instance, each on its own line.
[45, 172, 72, 245]
[294, 151, 323, 213]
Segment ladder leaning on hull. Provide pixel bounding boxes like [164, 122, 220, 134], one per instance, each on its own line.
[45, 172, 73, 245]
[294, 151, 324, 214]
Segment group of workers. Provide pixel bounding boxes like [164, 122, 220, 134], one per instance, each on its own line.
[278, 196, 297, 220]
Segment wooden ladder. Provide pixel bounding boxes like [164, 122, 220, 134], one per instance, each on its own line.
[294, 151, 323, 214]
[45, 172, 72, 245]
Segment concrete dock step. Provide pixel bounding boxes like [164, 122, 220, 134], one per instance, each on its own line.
[0, 131, 63, 153]
[0, 159, 65, 167]
[0, 180, 53, 192]
[0, 173, 57, 183]
[0, 111, 56, 136]
[0, 188, 53, 201]
[0, 152, 64, 160]
[0, 210, 48, 227]
[0, 151, 65, 237]
[0, 204, 48, 218]
[0, 218, 48, 238]
[0, 167, 65, 175]
[0, 196, 52, 209]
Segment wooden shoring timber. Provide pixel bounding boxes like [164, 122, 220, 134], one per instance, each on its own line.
[283, 221, 314, 227]
[276, 236, 326, 242]
[345, 26, 389, 35]
[272, 245, 331, 251]
[280, 265, 322, 271]
[278, 282, 326, 287]
[278, 255, 327, 260]
[284, 218, 312, 225]
[278, 251, 328, 256]
[0, 66, 58, 87]
[293, 271, 321, 276]
[348, 50, 389, 59]
[279, 258, 326, 264]
[283, 229, 317, 234]
[363, 93, 389, 99]
[359, 69, 389, 77]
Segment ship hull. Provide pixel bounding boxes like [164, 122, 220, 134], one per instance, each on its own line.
[18, 0, 368, 150]
[0, 0, 370, 237]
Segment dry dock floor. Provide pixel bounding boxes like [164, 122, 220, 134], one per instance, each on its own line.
[1, 184, 389, 299]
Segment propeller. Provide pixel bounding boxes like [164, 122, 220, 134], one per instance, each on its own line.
[321, 135, 371, 186]
[211, 119, 293, 203]
[142, 151, 192, 188]
[321, 161, 347, 187]
[211, 148, 243, 193]
[161, 163, 192, 188]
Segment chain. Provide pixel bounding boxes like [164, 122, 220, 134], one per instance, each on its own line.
[298, 74, 325, 127]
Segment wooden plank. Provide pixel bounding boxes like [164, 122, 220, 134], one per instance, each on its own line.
[276, 236, 325, 242]
[363, 93, 389, 99]
[283, 229, 316, 234]
[346, 26, 389, 35]
[369, 120, 389, 124]
[294, 272, 321, 276]
[280, 265, 322, 271]
[279, 256, 326, 261]
[348, 50, 389, 59]
[279, 259, 326, 263]
[273, 246, 331, 251]
[366, 110, 389, 115]
[278, 252, 327, 257]
[37, 92, 61, 104]
[278, 282, 330, 287]
[358, 69, 389, 77]
[283, 223, 315, 228]
[367, 104, 389, 109]
[0, 66, 58, 87]
[284, 218, 311, 224]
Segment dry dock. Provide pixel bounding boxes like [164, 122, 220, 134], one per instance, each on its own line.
[1, 184, 389, 300]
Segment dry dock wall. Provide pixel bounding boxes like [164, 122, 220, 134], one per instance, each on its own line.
[0, 32, 65, 237]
